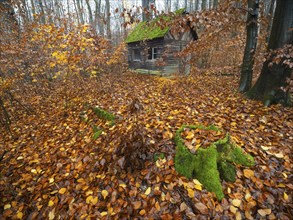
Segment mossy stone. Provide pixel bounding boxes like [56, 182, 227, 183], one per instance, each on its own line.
[218, 161, 236, 182]
[174, 124, 255, 200]
[193, 146, 224, 200]
[93, 107, 115, 121]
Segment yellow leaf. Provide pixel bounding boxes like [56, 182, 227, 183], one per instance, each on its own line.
[193, 179, 202, 185]
[48, 200, 54, 207]
[229, 205, 238, 214]
[86, 190, 93, 196]
[145, 187, 151, 195]
[101, 190, 109, 199]
[139, 209, 146, 215]
[260, 146, 271, 151]
[185, 132, 194, 139]
[284, 192, 288, 200]
[194, 184, 202, 191]
[195, 144, 201, 151]
[101, 211, 108, 217]
[235, 211, 241, 220]
[119, 183, 126, 188]
[48, 210, 55, 220]
[4, 204, 11, 210]
[243, 169, 254, 178]
[16, 211, 23, 219]
[86, 196, 93, 204]
[187, 188, 195, 198]
[231, 122, 237, 127]
[232, 199, 241, 207]
[277, 183, 286, 188]
[49, 178, 54, 183]
[58, 188, 66, 194]
[92, 196, 98, 205]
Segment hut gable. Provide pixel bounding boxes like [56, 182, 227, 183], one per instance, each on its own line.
[126, 9, 197, 76]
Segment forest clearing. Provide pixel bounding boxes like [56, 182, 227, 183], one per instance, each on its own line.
[0, 0, 292, 219]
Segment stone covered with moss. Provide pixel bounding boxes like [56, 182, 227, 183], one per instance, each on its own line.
[93, 106, 115, 122]
[174, 124, 255, 200]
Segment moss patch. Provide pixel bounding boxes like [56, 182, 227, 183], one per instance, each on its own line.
[93, 106, 115, 122]
[174, 124, 255, 200]
[126, 8, 185, 43]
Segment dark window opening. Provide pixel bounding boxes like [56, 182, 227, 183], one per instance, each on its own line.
[133, 49, 141, 61]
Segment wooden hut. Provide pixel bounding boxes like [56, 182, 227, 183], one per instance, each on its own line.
[126, 9, 198, 75]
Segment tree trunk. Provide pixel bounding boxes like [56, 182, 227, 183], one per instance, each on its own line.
[76, 0, 84, 24]
[142, 0, 150, 21]
[266, 0, 276, 43]
[201, 0, 206, 10]
[94, 0, 104, 36]
[238, 0, 259, 93]
[85, 0, 94, 27]
[195, 0, 199, 11]
[38, 0, 46, 24]
[213, 0, 218, 9]
[247, 0, 293, 106]
[105, 0, 111, 39]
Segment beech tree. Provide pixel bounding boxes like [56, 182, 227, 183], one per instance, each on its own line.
[238, 0, 259, 93]
[247, 0, 293, 106]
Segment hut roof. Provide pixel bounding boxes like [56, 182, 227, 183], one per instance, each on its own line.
[125, 8, 185, 43]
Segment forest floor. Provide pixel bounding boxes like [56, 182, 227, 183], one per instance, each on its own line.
[0, 71, 292, 219]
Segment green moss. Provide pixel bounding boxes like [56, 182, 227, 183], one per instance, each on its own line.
[93, 107, 115, 121]
[126, 8, 186, 43]
[93, 130, 103, 140]
[218, 161, 236, 182]
[154, 153, 165, 161]
[174, 124, 255, 200]
[193, 146, 224, 200]
[229, 147, 255, 166]
[175, 140, 195, 179]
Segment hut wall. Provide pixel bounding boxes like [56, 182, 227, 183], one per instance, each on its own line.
[127, 36, 192, 75]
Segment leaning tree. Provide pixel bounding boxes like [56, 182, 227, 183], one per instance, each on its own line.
[247, 0, 293, 106]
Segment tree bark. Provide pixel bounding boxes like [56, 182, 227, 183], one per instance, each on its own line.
[247, 0, 293, 106]
[76, 0, 85, 24]
[85, 0, 94, 27]
[94, 0, 104, 36]
[239, 0, 259, 93]
[195, 0, 199, 11]
[105, 0, 111, 39]
[201, 0, 206, 10]
[213, 0, 218, 9]
[142, 0, 150, 21]
[266, 0, 276, 43]
[36, 0, 46, 24]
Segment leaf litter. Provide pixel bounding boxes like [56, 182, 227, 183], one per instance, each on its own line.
[0, 73, 292, 219]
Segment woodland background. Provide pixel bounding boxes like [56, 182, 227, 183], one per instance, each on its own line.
[0, 0, 292, 219]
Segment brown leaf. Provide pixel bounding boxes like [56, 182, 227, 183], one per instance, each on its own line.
[194, 202, 209, 214]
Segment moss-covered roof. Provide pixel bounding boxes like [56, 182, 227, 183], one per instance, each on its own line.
[126, 8, 185, 43]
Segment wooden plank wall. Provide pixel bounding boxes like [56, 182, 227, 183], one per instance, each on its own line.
[127, 37, 191, 75]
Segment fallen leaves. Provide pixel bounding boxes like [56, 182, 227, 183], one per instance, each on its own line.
[86, 196, 98, 205]
[257, 208, 272, 216]
[194, 202, 209, 214]
[243, 169, 255, 178]
[0, 73, 292, 219]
